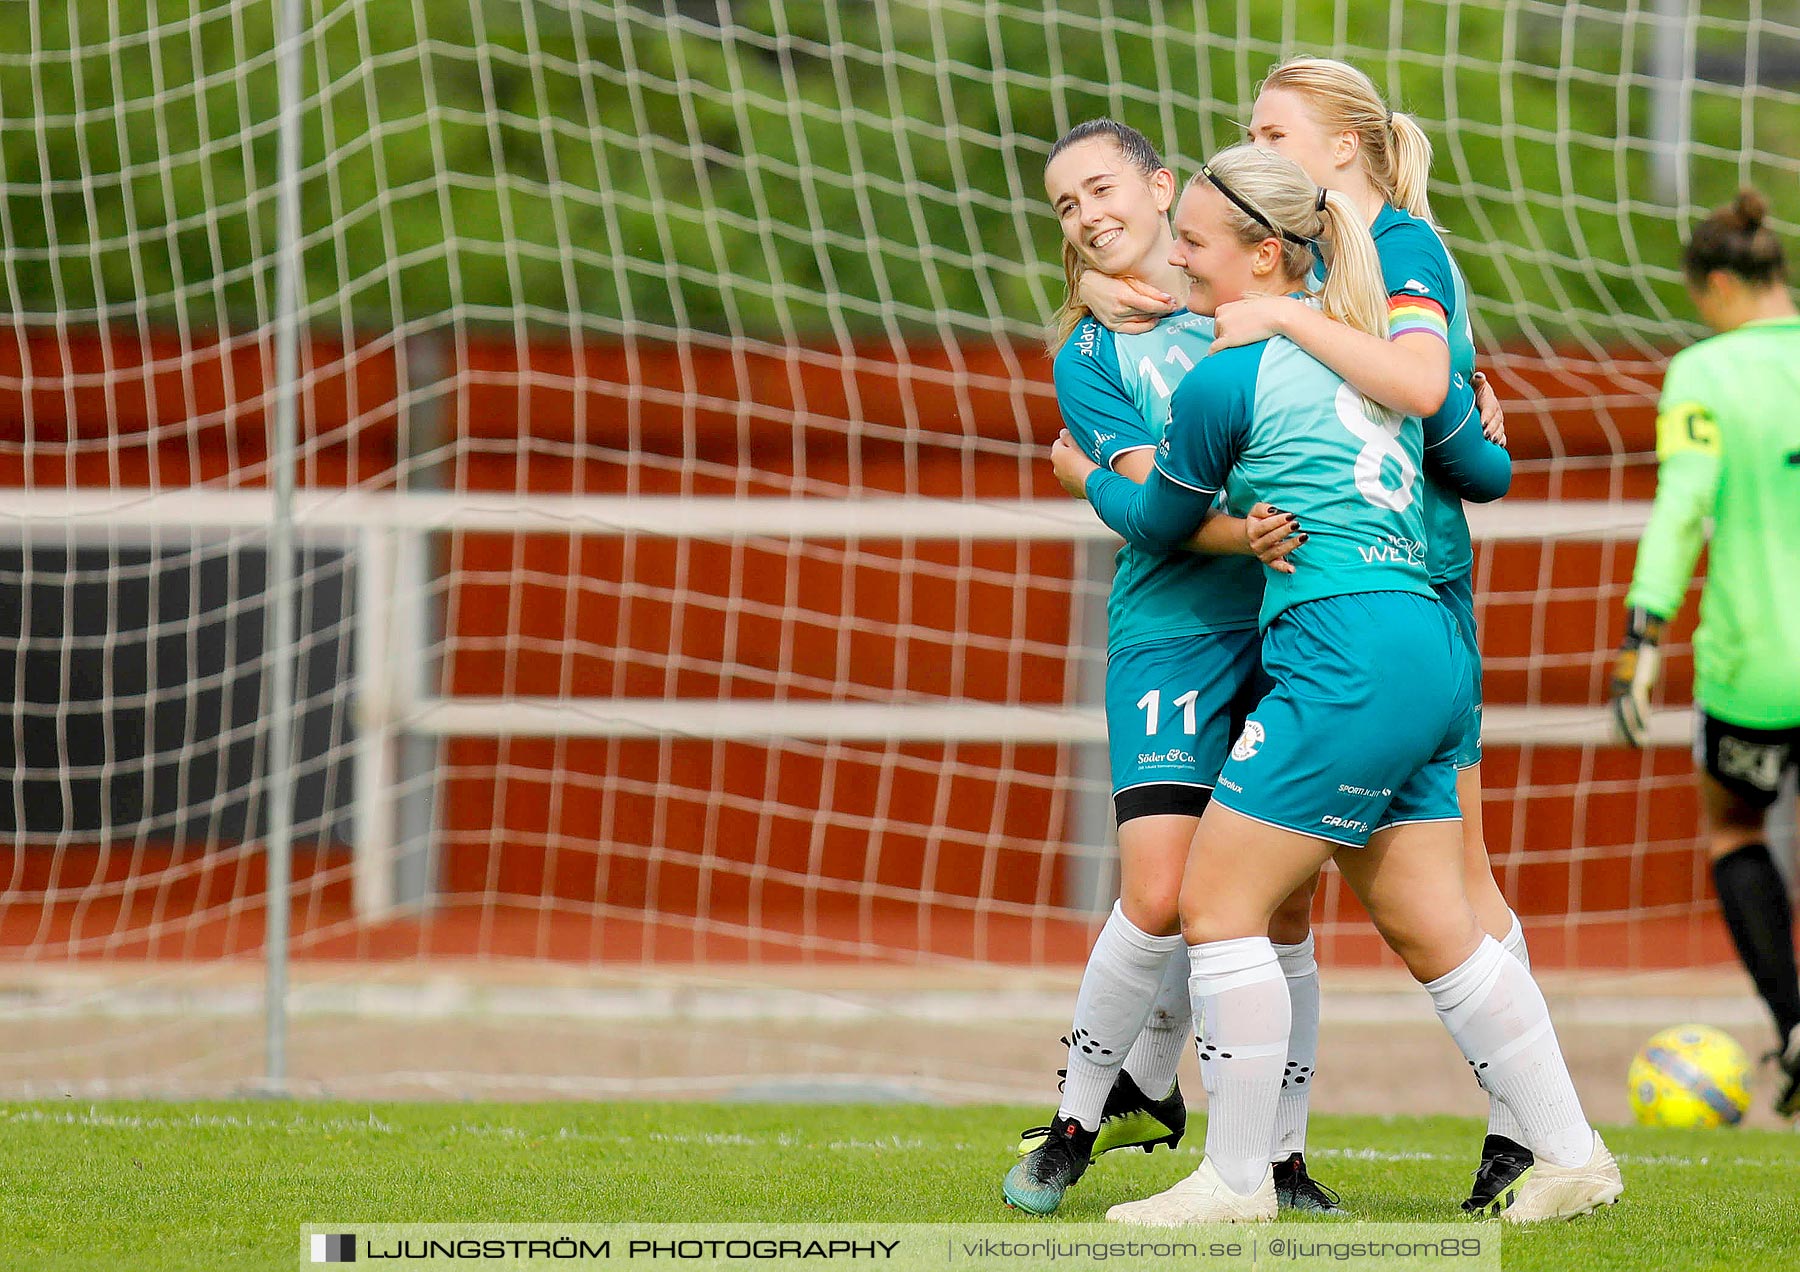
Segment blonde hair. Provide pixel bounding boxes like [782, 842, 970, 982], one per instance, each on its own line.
[1044, 119, 1168, 351]
[1191, 144, 1389, 343]
[1258, 56, 1437, 228]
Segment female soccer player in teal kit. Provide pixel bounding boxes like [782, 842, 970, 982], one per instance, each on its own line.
[1003, 118, 1308, 1217]
[1083, 57, 1527, 1213]
[1054, 144, 1620, 1226]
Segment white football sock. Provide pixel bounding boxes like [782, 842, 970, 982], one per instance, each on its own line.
[1121, 947, 1192, 1098]
[1425, 935, 1593, 1168]
[1487, 912, 1532, 1146]
[1499, 911, 1530, 968]
[1057, 902, 1185, 1129]
[1190, 936, 1289, 1195]
[1270, 932, 1319, 1157]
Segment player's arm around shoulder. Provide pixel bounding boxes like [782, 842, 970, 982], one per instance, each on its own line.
[1375, 215, 1462, 416]
[1216, 292, 1450, 420]
[1077, 270, 1184, 334]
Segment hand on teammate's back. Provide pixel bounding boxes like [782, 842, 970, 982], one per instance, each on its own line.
[1078, 270, 1182, 333]
[1245, 503, 1304, 575]
[1474, 371, 1507, 447]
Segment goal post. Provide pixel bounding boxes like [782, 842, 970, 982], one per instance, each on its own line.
[2, 0, 1792, 1098]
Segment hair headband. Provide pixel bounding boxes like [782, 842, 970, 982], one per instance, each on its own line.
[1201, 163, 1314, 247]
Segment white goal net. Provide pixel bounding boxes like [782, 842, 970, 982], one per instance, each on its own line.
[2, 0, 1795, 1097]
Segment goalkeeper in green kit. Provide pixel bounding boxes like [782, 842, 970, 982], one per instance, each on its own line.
[1610, 189, 1800, 1116]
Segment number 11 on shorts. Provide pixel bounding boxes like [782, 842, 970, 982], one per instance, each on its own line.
[1137, 688, 1199, 736]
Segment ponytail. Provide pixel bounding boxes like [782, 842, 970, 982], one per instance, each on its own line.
[1386, 112, 1438, 228]
[1314, 190, 1389, 340]
[1051, 239, 1088, 351]
[1259, 56, 1438, 227]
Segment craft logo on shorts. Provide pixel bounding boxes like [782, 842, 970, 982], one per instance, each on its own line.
[1230, 720, 1265, 762]
[311, 1234, 356, 1263]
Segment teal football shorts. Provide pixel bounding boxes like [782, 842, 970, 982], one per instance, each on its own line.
[1434, 571, 1484, 770]
[1105, 628, 1266, 823]
[1210, 591, 1472, 848]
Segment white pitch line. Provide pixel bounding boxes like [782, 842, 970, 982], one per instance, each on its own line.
[9, 1106, 1793, 1170]
[0, 1107, 400, 1134]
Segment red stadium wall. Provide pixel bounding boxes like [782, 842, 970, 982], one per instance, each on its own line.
[0, 328, 1725, 966]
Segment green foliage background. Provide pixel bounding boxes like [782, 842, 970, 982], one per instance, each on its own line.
[2, 1, 1796, 354]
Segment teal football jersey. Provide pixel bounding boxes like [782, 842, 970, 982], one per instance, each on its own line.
[1161, 337, 1437, 628]
[1372, 204, 1486, 586]
[1054, 313, 1263, 654]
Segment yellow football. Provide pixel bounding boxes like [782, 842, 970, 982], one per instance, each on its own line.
[1627, 1024, 1752, 1128]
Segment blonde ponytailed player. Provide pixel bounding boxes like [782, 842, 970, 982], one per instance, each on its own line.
[1004, 118, 1309, 1217]
[1055, 143, 1622, 1226]
[1082, 57, 1533, 1213]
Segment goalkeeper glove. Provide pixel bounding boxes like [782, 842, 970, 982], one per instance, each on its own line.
[1608, 606, 1668, 748]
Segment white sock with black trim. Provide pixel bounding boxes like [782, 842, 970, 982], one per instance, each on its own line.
[1190, 936, 1289, 1195]
[1426, 935, 1594, 1169]
[1270, 933, 1320, 1157]
[1121, 947, 1192, 1099]
[1057, 902, 1185, 1130]
[1487, 912, 1533, 1146]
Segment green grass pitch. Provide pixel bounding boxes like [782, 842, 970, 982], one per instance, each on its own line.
[4, 1101, 1795, 1271]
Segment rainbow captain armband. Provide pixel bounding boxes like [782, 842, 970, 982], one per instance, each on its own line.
[1655, 401, 1722, 460]
[1387, 294, 1448, 343]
